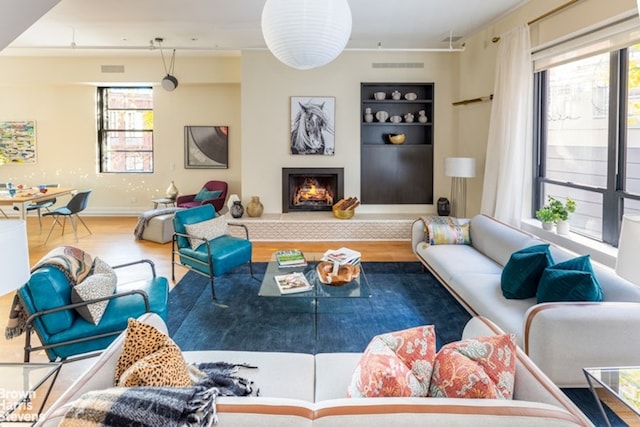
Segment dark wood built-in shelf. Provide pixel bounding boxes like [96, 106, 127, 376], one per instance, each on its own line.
[360, 82, 434, 204]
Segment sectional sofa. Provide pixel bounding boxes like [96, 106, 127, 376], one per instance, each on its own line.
[37, 313, 592, 426]
[412, 214, 640, 387]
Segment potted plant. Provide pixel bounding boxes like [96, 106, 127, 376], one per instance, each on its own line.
[535, 196, 576, 234]
[535, 206, 556, 231]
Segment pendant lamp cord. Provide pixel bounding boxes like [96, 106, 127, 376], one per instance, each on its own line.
[157, 40, 176, 76]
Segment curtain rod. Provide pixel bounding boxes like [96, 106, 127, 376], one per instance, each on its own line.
[452, 94, 493, 106]
[492, 0, 580, 43]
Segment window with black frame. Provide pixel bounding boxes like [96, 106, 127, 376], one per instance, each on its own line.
[97, 87, 154, 173]
[534, 34, 640, 247]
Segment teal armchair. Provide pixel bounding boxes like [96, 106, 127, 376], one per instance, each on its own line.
[18, 259, 168, 362]
[172, 204, 253, 300]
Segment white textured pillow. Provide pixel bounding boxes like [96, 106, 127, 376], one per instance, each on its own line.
[71, 257, 117, 325]
[184, 216, 228, 250]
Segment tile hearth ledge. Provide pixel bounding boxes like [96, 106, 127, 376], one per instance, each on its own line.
[226, 212, 417, 241]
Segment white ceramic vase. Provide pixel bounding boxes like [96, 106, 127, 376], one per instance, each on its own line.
[541, 222, 555, 231]
[556, 220, 570, 235]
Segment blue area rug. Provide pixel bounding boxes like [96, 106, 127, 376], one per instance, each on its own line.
[167, 261, 621, 426]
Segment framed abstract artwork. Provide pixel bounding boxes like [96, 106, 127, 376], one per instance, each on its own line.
[184, 125, 228, 169]
[0, 120, 36, 163]
[290, 96, 335, 155]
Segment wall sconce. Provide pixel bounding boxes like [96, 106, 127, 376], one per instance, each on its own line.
[616, 214, 640, 285]
[445, 157, 476, 218]
[261, 0, 352, 70]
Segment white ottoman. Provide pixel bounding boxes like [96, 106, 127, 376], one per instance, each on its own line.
[141, 213, 175, 244]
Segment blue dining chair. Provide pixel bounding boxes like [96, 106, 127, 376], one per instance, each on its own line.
[43, 190, 92, 243]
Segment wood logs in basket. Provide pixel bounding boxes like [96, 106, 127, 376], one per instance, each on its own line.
[333, 197, 360, 212]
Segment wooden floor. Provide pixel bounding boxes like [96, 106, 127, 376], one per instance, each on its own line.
[0, 216, 416, 419]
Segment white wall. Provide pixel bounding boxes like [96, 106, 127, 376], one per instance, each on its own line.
[240, 49, 458, 214]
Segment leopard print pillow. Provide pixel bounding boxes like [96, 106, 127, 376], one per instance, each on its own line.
[117, 344, 192, 387]
[114, 318, 190, 386]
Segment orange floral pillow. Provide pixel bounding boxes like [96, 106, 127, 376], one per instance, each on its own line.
[347, 325, 436, 397]
[428, 333, 517, 399]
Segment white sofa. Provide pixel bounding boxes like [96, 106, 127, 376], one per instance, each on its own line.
[412, 214, 640, 387]
[38, 313, 592, 426]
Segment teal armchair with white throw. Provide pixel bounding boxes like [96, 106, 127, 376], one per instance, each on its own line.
[172, 204, 253, 300]
[14, 246, 168, 362]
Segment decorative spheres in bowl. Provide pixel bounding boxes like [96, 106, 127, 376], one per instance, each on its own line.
[388, 133, 406, 144]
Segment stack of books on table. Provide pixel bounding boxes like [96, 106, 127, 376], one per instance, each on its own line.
[322, 247, 362, 266]
[275, 249, 307, 267]
[274, 272, 313, 294]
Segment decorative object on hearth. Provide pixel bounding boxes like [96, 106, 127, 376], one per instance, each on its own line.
[165, 181, 179, 200]
[316, 261, 360, 286]
[261, 0, 352, 70]
[230, 200, 244, 219]
[246, 196, 264, 217]
[616, 214, 640, 285]
[445, 157, 476, 218]
[388, 133, 406, 145]
[437, 198, 451, 216]
[332, 197, 359, 219]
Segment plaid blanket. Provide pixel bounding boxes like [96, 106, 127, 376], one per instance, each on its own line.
[61, 362, 257, 427]
[5, 246, 93, 339]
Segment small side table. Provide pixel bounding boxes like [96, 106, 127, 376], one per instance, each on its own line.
[152, 198, 176, 209]
[584, 366, 640, 427]
[0, 362, 61, 424]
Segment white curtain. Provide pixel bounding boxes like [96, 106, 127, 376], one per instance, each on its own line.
[480, 24, 532, 227]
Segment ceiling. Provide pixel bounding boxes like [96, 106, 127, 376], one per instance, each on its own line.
[4, 0, 529, 56]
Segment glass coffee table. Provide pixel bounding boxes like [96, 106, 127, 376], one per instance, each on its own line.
[584, 366, 640, 426]
[0, 362, 61, 425]
[258, 252, 371, 336]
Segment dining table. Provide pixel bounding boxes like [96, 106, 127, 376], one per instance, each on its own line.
[0, 187, 76, 221]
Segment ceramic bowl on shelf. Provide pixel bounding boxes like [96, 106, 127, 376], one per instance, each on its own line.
[404, 92, 418, 100]
[375, 111, 389, 122]
[388, 133, 406, 144]
[373, 91, 386, 100]
[389, 115, 402, 123]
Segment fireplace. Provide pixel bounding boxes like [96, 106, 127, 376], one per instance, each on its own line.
[282, 168, 344, 212]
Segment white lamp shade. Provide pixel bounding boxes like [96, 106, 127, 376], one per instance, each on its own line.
[616, 214, 640, 285]
[445, 157, 477, 178]
[261, 0, 352, 70]
[0, 220, 30, 296]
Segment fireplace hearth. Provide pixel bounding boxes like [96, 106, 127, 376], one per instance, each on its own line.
[282, 168, 344, 212]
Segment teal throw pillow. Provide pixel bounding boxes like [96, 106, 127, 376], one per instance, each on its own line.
[536, 255, 604, 303]
[194, 189, 223, 202]
[501, 244, 553, 299]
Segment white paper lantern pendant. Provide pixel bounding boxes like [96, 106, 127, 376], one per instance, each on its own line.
[261, 0, 353, 70]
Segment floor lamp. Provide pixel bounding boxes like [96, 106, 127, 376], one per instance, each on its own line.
[0, 220, 30, 297]
[445, 157, 476, 218]
[616, 214, 640, 285]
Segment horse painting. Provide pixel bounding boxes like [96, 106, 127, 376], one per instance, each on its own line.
[290, 98, 335, 155]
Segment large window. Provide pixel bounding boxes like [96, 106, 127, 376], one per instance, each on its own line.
[97, 87, 154, 173]
[534, 43, 640, 246]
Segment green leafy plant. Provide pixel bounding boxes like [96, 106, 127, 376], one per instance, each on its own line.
[535, 206, 556, 223]
[535, 196, 576, 223]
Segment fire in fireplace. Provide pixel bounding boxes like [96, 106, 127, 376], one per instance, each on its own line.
[282, 168, 344, 212]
